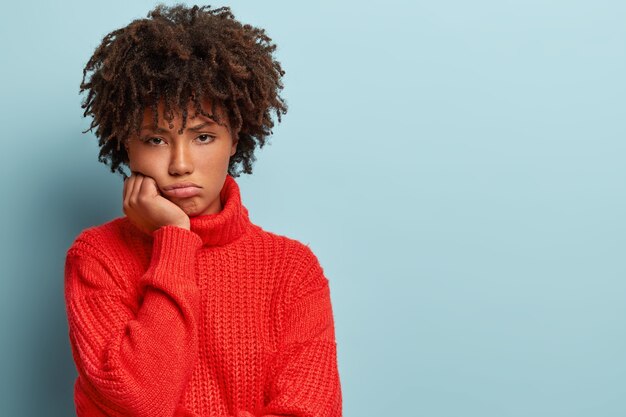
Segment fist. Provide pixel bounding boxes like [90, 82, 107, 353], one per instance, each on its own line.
[123, 172, 191, 235]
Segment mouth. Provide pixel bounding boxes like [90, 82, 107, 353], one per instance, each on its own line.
[163, 181, 201, 190]
[162, 186, 202, 199]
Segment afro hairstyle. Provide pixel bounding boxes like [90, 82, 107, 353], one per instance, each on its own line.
[79, 3, 288, 179]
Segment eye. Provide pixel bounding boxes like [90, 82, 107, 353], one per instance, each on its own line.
[143, 137, 164, 145]
[197, 134, 216, 143]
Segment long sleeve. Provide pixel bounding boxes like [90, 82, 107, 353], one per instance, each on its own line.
[64, 225, 204, 417]
[228, 247, 343, 417]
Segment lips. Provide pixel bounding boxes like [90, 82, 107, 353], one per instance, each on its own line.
[162, 182, 202, 198]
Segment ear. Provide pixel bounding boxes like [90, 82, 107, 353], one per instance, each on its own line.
[230, 133, 239, 157]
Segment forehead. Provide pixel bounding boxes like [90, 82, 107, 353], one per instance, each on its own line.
[140, 96, 228, 126]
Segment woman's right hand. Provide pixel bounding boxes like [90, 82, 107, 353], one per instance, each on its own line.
[123, 172, 191, 235]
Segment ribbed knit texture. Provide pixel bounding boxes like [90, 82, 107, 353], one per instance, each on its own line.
[64, 174, 342, 417]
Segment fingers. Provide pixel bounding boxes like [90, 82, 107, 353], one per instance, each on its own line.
[123, 174, 134, 211]
[139, 175, 160, 198]
[123, 176, 129, 207]
[123, 172, 143, 212]
[130, 174, 144, 206]
[123, 172, 161, 221]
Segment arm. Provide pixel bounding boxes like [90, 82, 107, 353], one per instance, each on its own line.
[229, 247, 343, 417]
[64, 225, 203, 417]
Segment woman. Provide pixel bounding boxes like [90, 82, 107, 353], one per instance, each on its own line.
[64, 4, 342, 416]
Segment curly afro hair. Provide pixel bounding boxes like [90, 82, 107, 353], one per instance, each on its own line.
[79, 3, 288, 179]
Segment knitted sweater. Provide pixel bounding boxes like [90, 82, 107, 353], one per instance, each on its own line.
[64, 174, 342, 417]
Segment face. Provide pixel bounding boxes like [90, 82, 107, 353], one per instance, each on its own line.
[124, 97, 238, 217]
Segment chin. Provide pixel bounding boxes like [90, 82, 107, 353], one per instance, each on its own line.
[175, 199, 204, 216]
[183, 207, 203, 217]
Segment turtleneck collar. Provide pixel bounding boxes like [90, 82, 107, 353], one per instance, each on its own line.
[189, 174, 252, 247]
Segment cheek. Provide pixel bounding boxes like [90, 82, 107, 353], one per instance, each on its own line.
[127, 148, 163, 176]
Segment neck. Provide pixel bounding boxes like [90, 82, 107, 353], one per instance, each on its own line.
[188, 174, 251, 247]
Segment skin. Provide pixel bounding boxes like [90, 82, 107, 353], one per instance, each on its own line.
[122, 97, 239, 236]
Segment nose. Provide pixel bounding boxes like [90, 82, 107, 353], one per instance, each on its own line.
[169, 142, 193, 176]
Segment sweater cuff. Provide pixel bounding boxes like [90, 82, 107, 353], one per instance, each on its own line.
[140, 225, 203, 290]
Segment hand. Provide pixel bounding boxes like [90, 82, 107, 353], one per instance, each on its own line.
[123, 172, 191, 235]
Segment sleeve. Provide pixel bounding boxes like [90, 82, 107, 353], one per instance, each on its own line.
[233, 247, 343, 417]
[64, 225, 204, 417]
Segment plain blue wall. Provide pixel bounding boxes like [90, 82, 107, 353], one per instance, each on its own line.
[1, 1, 625, 416]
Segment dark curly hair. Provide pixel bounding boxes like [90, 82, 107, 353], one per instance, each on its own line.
[79, 3, 288, 179]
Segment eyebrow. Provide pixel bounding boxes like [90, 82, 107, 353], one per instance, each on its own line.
[140, 119, 217, 133]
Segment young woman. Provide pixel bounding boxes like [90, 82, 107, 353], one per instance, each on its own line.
[64, 4, 342, 417]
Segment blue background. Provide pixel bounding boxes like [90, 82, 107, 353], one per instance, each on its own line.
[1, 1, 625, 416]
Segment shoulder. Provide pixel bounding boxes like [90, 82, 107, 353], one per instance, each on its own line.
[252, 226, 328, 304]
[65, 217, 147, 292]
[66, 216, 146, 260]
[251, 225, 324, 270]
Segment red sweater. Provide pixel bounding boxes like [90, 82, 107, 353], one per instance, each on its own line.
[64, 174, 342, 417]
